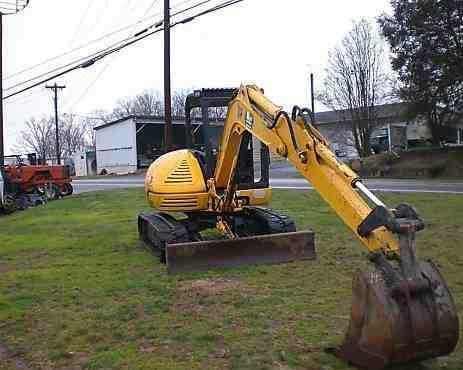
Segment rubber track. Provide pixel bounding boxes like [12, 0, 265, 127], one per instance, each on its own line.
[138, 212, 191, 262]
[238, 206, 296, 235]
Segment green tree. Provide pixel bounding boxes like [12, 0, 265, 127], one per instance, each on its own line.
[379, 0, 463, 145]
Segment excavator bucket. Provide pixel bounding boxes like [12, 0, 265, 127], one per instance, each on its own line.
[331, 231, 459, 370]
[165, 230, 316, 274]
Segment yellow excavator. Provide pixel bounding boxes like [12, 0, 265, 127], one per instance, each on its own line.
[138, 85, 459, 369]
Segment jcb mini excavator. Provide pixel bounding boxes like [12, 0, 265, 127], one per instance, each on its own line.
[138, 85, 459, 369]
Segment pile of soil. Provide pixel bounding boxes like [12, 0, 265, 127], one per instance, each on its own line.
[349, 147, 463, 178]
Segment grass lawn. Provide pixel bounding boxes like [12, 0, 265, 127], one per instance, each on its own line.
[0, 189, 462, 370]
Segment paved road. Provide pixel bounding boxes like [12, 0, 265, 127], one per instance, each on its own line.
[72, 177, 463, 195]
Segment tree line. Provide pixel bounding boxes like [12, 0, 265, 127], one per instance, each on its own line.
[14, 89, 193, 161]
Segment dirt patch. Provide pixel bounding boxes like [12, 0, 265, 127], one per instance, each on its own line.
[178, 278, 244, 297]
[0, 343, 89, 370]
[0, 251, 51, 274]
[172, 278, 251, 319]
[0, 344, 34, 370]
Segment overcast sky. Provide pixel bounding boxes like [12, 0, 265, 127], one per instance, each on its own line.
[2, 0, 392, 153]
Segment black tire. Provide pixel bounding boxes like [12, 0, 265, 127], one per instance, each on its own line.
[61, 183, 73, 196]
[2, 194, 18, 214]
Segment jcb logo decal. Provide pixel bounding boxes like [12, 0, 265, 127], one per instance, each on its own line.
[245, 112, 254, 129]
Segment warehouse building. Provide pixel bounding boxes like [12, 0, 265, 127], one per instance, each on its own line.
[94, 115, 224, 174]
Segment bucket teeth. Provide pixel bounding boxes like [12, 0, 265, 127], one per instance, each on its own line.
[332, 261, 459, 370]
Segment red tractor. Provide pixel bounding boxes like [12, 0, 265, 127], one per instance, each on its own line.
[0, 155, 73, 213]
[4, 155, 73, 198]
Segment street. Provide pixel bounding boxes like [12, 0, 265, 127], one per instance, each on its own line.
[72, 176, 463, 195]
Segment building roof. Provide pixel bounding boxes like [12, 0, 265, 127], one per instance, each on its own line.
[94, 115, 190, 131]
[95, 103, 411, 131]
[314, 102, 409, 124]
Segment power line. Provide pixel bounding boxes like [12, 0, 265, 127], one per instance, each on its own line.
[4, 12, 161, 81]
[0, 0, 28, 5]
[4, 19, 161, 97]
[71, 113, 107, 120]
[0, 0, 30, 169]
[3, 88, 47, 106]
[143, 0, 160, 16]
[66, 62, 111, 112]
[82, 0, 114, 44]
[65, 0, 147, 110]
[3, 0, 245, 100]
[64, 0, 157, 110]
[69, 0, 93, 47]
[4, 35, 133, 92]
[4, 0, 217, 92]
[3, 0, 213, 81]
[0, 0, 29, 14]
[172, 0, 215, 20]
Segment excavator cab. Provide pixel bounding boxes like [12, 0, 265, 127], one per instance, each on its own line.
[184, 88, 270, 191]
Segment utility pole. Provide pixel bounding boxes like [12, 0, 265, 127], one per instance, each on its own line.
[0, 1, 31, 169]
[163, 0, 172, 152]
[46, 83, 66, 165]
[0, 13, 4, 169]
[310, 73, 315, 117]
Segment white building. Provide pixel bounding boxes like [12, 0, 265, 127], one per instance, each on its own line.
[94, 115, 191, 175]
[72, 150, 97, 177]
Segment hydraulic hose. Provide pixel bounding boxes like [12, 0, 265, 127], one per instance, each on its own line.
[270, 110, 299, 152]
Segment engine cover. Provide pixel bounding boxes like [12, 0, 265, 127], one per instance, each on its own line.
[145, 150, 208, 212]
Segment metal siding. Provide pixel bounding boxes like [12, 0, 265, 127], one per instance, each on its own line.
[96, 118, 137, 174]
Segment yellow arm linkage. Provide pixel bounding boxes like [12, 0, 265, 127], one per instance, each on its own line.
[212, 85, 399, 254]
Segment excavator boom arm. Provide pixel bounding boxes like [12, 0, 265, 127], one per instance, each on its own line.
[213, 85, 399, 254]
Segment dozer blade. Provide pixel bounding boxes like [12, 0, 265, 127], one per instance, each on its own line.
[166, 230, 315, 274]
[333, 260, 459, 370]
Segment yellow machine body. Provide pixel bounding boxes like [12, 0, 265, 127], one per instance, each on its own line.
[145, 149, 272, 213]
[145, 150, 208, 212]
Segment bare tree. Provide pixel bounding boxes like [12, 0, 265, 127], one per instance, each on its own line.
[73, 110, 112, 149]
[318, 19, 391, 157]
[15, 117, 54, 160]
[112, 97, 137, 119]
[172, 89, 190, 117]
[89, 109, 114, 124]
[208, 106, 228, 121]
[59, 114, 88, 157]
[111, 90, 163, 119]
[81, 118, 100, 148]
[110, 89, 195, 120]
[15, 115, 89, 161]
[172, 90, 228, 120]
[134, 90, 163, 116]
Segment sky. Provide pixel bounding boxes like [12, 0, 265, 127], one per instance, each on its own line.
[2, 0, 392, 153]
